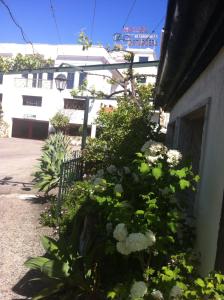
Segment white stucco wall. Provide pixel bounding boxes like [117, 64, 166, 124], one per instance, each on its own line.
[0, 43, 157, 137]
[169, 47, 224, 274]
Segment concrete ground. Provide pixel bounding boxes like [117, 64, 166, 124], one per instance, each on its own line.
[0, 138, 52, 299]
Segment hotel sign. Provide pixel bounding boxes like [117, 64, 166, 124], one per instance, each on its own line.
[113, 26, 158, 47]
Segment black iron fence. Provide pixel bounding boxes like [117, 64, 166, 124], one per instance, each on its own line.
[57, 151, 83, 210]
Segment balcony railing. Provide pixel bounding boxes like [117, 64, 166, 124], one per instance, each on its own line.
[14, 78, 54, 89]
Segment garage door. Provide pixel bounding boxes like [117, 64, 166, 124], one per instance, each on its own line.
[12, 118, 49, 140]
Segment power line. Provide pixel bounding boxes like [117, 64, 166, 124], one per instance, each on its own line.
[151, 15, 165, 33]
[49, 0, 63, 48]
[90, 0, 96, 40]
[0, 0, 34, 53]
[121, 0, 137, 30]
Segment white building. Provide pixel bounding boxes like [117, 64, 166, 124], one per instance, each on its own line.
[0, 43, 157, 140]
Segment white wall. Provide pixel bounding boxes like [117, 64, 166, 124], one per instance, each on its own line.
[168, 47, 224, 274]
[0, 43, 157, 137]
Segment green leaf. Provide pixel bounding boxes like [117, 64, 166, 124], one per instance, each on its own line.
[24, 257, 50, 271]
[139, 162, 150, 174]
[195, 278, 205, 287]
[176, 168, 187, 178]
[135, 210, 145, 215]
[179, 179, 190, 190]
[32, 282, 64, 300]
[107, 291, 117, 299]
[152, 167, 162, 180]
[42, 260, 70, 278]
[41, 236, 61, 259]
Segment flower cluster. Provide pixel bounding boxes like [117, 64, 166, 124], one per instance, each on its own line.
[130, 281, 148, 299]
[166, 150, 182, 167]
[169, 285, 182, 299]
[151, 289, 164, 300]
[141, 140, 182, 167]
[113, 224, 156, 255]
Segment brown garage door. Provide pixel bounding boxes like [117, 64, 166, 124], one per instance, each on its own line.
[12, 118, 49, 140]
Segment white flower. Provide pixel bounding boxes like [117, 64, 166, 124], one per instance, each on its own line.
[169, 285, 182, 299]
[113, 223, 128, 242]
[125, 233, 149, 252]
[145, 230, 156, 246]
[167, 150, 182, 167]
[116, 241, 131, 255]
[107, 165, 117, 174]
[146, 154, 162, 165]
[130, 281, 148, 299]
[151, 290, 164, 300]
[149, 142, 166, 155]
[114, 183, 123, 194]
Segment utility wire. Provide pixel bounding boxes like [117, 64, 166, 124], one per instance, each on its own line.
[121, 0, 137, 30]
[90, 0, 96, 40]
[0, 0, 34, 53]
[150, 15, 165, 33]
[49, 0, 64, 53]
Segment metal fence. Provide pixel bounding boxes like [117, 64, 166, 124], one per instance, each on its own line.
[57, 150, 83, 210]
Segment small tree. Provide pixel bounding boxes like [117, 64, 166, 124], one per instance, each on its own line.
[50, 112, 70, 133]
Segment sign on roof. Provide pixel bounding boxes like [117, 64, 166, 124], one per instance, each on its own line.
[113, 26, 158, 48]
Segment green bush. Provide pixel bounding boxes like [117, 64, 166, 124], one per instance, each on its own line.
[83, 87, 161, 168]
[27, 139, 224, 299]
[50, 112, 70, 133]
[33, 133, 72, 194]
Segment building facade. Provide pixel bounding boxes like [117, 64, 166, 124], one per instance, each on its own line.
[0, 43, 157, 140]
[155, 0, 224, 274]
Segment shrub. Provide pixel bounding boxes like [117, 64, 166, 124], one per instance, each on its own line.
[33, 133, 72, 194]
[83, 89, 161, 169]
[50, 112, 70, 133]
[27, 140, 224, 299]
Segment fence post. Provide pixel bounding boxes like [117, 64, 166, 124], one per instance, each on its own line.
[57, 161, 64, 219]
[81, 97, 90, 150]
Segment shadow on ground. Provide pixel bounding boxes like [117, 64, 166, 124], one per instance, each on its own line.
[0, 176, 34, 192]
[12, 269, 48, 299]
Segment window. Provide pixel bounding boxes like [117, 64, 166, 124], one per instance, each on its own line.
[64, 98, 85, 110]
[32, 74, 37, 88]
[139, 56, 148, 62]
[0, 74, 3, 84]
[79, 72, 87, 87]
[23, 95, 42, 107]
[67, 72, 75, 89]
[38, 73, 42, 88]
[22, 73, 28, 79]
[47, 72, 54, 81]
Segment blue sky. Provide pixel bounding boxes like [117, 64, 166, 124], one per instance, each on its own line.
[0, 0, 167, 57]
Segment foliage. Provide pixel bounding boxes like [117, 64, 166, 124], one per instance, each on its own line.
[50, 112, 70, 133]
[78, 31, 92, 51]
[33, 133, 72, 194]
[0, 53, 54, 72]
[25, 234, 105, 300]
[83, 87, 160, 168]
[28, 138, 224, 299]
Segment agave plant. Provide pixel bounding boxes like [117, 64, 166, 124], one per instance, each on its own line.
[33, 133, 72, 194]
[25, 211, 105, 300]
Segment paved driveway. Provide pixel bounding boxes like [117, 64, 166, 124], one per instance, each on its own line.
[0, 138, 51, 299]
[0, 138, 43, 194]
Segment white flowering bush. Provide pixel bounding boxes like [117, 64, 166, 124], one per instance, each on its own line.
[35, 136, 224, 299]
